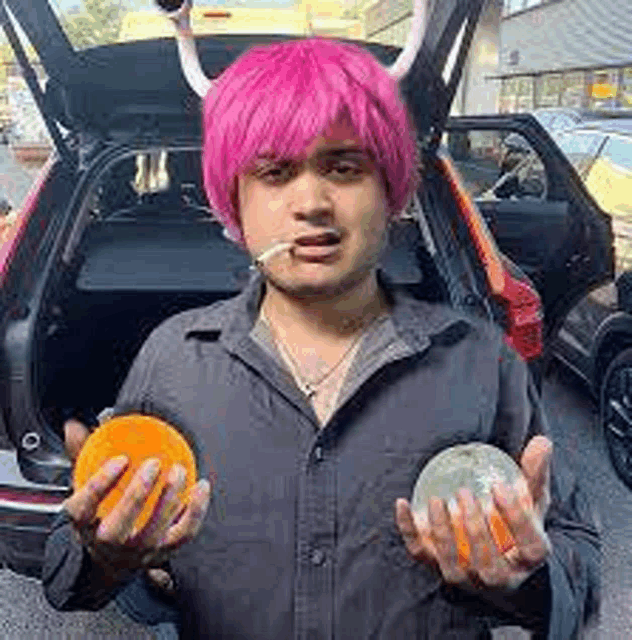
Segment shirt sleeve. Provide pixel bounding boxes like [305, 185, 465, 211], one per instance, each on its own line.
[42, 510, 138, 611]
[41, 325, 167, 612]
[482, 342, 601, 639]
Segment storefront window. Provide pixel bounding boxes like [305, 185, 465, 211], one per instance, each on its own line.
[622, 67, 632, 108]
[590, 68, 619, 110]
[519, 77, 534, 111]
[536, 73, 563, 108]
[561, 71, 587, 109]
[499, 77, 518, 113]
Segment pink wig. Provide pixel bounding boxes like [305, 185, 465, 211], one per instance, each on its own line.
[201, 36, 421, 248]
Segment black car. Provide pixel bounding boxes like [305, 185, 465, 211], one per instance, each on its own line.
[0, 0, 612, 580]
[544, 120, 632, 488]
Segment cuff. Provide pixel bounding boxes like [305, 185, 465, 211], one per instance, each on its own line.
[42, 510, 89, 610]
[441, 562, 552, 635]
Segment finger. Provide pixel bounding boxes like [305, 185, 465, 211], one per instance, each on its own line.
[520, 436, 553, 510]
[131, 464, 187, 547]
[160, 479, 211, 550]
[64, 419, 91, 464]
[428, 497, 467, 584]
[457, 489, 509, 587]
[492, 482, 551, 571]
[394, 499, 436, 563]
[146, 568, 175, 594]
[96, 458, 161, 543]
[63, 455, 129, 525]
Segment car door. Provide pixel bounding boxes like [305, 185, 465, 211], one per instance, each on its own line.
[445, 114, 615, 345]
[555, 132, 632, 383]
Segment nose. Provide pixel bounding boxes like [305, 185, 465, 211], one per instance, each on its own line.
[289, 170, 334, 223]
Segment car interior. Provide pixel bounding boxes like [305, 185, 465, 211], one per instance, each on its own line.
[35, 147, 451, 435]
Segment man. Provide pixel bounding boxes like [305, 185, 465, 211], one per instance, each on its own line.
[42, 36, 599, 639]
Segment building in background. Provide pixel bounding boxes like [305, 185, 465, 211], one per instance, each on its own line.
[119, 1, 362, 41]
[360, 0, 503, 116]
[497, 0, 632, 113]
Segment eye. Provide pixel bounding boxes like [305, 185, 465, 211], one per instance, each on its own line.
[258, 163, 295, 183]
[327, 161, 365, 180]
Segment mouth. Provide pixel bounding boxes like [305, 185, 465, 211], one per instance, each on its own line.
[293, 230, 342, 247]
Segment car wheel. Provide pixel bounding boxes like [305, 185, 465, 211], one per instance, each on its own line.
[601, 347, 632, 489]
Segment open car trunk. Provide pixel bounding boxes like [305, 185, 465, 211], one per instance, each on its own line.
[35, 228, 443, 438]
[36, 288, 235, 430]
[31, 147, 445, 438]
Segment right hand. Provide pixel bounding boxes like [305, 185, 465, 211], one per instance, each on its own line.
[62, 418, 212, 582]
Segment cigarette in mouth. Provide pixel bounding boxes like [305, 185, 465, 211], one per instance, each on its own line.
[254, 241, 294, 267]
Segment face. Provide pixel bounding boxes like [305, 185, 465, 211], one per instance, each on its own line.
[236, 118, 391, 302]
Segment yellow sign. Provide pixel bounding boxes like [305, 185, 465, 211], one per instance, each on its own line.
[591, 83, 616, 100]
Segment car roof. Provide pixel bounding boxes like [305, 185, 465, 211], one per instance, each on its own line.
[571, 119, 632, 137]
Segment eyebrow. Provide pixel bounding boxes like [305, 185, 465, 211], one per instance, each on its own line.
[255, 146, 371, 162]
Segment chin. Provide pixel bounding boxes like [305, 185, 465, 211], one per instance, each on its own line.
[265, 265, 372, 302]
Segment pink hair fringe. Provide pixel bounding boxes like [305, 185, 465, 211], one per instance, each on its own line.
[201, 37, 421, 247]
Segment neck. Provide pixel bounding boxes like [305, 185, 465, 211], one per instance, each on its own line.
[260, 271, 389, 342]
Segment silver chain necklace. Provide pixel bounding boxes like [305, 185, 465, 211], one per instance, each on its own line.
[262, 309, 383, 399]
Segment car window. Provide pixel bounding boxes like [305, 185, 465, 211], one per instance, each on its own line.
[535, 112, 554, 129]
[584, 135, 632, 275]
[553, 115, 577, 131]
[446, 129, 547, 201]
[553, 130, 606, 177]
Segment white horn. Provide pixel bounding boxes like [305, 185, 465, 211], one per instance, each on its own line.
[387, 0, 427, 81]
[156, 0, 214, 98]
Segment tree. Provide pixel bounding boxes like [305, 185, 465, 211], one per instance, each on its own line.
[60, 0, 133, 49]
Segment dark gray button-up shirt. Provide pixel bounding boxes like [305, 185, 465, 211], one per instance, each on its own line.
[43, 270, 599, 639]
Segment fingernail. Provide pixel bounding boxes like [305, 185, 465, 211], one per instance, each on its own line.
[447, 496, 460, 519]
[414, 507, 429, 529]
[494, 483, 511, 506]
[460, 489, 476, 516]
[515, 477, 534, 509]
[169, 464, 186, 489]
[107, 456, 128, 474]
[142, 458, 161, 482]
[429, 497, 444, 521]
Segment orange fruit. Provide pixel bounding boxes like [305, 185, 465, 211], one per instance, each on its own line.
[73, 414, 198, 532]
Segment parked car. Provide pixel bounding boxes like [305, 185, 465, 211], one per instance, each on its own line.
[0, 0, 613, 580]
[544, 120, 632, 488]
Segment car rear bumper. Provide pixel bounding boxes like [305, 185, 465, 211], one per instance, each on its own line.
[0, 449, 68, 578]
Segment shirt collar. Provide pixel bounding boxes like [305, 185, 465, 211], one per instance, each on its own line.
[185, 268, 480, 355]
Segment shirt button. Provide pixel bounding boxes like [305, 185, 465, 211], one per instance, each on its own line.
[314, 446, 323, 462]
[311, 549, 326, 566]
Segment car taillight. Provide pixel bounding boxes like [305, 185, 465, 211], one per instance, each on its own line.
[437, 152, 543, 362]
[0, 156, 55, 288]
[500, 276, 543, 361]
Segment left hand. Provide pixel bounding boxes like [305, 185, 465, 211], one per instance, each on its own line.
[395, 435, 553, 593]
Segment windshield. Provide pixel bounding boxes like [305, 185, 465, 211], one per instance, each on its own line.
[45, 0, 368, 50]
